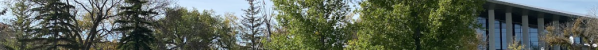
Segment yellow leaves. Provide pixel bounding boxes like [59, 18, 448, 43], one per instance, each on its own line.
[570, 18, 585, 34]
[546, 26, 555, 32]
[543, 17, 598, 47]
[77, 12, 94, 30]
[508, 40, 524, 50]
[543, 34, 571, 46]
[223, 12, 237, 25]
[315, 31, 319, 35]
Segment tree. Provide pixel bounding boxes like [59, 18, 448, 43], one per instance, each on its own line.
[0, 23, 12, 50]
[218, 12, 243, 50]
[28, 0, 82, 49]
[157, 8, 208, 50]
[155, 7, 185, 50]
[157, 7, 241, 50]
[73, 0, 172, 50]
[178, 9, 224, 50]
[241, 0, 265, 49]
[115, 0, 157, 50]
[541, 8, 598, 50]
[349, 0, 485, 50]
[543, 17, 598, 50]
[1, 0, 36, 50]
[261, 0, 274, 43]
[72, 0, 123, 49]
[266, 0, 352, 49]
[508, 40, 524, 50]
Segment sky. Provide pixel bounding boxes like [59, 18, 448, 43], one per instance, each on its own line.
[0, 0, 597, 21]
[0, 0, 270, 23]
[173, 0, 598, 18]
[501, 0, 598, 17]
[176, 0, 274, 17]
[2, 0, 598, 22]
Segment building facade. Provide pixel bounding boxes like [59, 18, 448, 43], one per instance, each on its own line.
[479, 0, 585, 50]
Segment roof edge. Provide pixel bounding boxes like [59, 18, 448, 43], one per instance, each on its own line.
[487, 0, 586, 17]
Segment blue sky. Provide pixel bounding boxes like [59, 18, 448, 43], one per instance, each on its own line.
[501, 0, 598, 17]
[2, 0, 598, 22]
[0, 0, 271, 22]
[176, 0, 274, 16]
[173, 0, 598, 17]
[0, 0, 598, 28]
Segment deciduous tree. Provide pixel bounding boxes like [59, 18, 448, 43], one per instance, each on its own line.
[266, 0, 352, 49]
[349, 0, 485, 50]
[72, 0, 123, 49]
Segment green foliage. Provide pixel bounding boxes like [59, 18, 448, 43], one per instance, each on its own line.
[266, 0, 352, 50]
[344, 29, 385, 50]
[178, 10, 216, 50]
[350, 0, 485, 49]
[157, 7, 240, 50]
[2, 0, 36, 50]
[116, 0, 157, 50]
[216, 13, 242, 50]
[0, 0, 493, 50]
[28, 0, 82, 49]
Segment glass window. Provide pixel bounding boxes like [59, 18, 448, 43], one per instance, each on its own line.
[475, 17, 545, 50]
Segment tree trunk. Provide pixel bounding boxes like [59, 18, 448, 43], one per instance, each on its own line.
[413, 14, 422, 50]
[414, 27, 421, 50]
[320, 33, 325, 50]
[84, 19, 102, 50]
[20, 32, 26, 50]
[54, 32, 58, 50]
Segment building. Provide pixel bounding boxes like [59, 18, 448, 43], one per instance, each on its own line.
[479, 0, 586, 50]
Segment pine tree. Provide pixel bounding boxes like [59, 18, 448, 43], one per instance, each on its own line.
[241, 0, 265, 49]
[30, 0, 81, 49]
[115, 0, 157, 50]
[3, 0, 36, 49]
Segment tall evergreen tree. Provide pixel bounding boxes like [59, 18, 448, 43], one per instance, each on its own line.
[29, 0, 82, 49]
[241, 0, 265, 49]
[115, 0, 157, 50]
[2, 0, 36, 49]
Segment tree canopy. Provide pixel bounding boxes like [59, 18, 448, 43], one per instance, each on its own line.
[115, 0, 157, 50]
[0, 0, 506, 50]
[347, 0, 485, 50]
[265, 0, 352, 50]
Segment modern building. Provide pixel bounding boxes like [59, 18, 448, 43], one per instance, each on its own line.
[479, 0, 586, 50]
